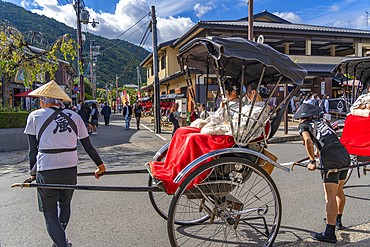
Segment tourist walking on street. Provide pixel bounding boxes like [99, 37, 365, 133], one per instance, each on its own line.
[25, 80, 105, 247]
[90, 103, 99, 134]
[113, 102, 116, 114]
[123, 101, 132, 130]
[294, 103, 350, 243]
[101, 102, 111, 126]
[169, 102, 185, 136]
[133, 101, 142, 130]
[76, 100, 82, 113]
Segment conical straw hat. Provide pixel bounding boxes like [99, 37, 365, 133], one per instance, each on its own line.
[29, 80, 72, 102]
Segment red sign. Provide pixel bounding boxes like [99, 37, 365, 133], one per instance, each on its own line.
[117, 97, 121, 104]
[137, 92, 141, 99]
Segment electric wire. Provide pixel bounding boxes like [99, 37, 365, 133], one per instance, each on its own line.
[117, 26, 150, 80]
[99, 13, 150, 54]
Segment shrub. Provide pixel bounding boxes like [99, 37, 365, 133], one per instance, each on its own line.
[0, 112, 29, 128]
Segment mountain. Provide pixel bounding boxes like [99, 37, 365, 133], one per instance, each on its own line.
[0, 0, 149, 88]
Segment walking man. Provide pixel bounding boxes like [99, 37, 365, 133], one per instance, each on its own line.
[123, 101, 132, 130]
[101, 102, 112, 126]
[25, 80, 105, 247]
[294, 103, 350, 243]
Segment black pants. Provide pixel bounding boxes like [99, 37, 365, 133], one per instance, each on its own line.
[104, 116, 110, 125]
[136, 116, 141, 128]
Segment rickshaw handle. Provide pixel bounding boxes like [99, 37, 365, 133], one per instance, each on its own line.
[326, 161, 370, 178]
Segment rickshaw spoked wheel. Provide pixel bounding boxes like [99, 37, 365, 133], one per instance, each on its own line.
[148, 175, 210, 225]
[167, 157, 282, 247]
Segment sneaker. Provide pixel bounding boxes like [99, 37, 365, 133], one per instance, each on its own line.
[323, 218, 344, 230]
[91, 132, 98, 135]
[137, 127, 140, 130]
[310, 232, 337, 243]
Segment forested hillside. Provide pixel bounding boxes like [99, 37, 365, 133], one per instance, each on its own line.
[0, 0, 149, 88]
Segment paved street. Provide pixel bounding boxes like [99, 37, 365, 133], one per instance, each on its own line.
[1, 114, 370, 246]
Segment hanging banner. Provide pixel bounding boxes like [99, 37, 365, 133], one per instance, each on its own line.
[137, 92, 141, 99]
[117, 97, 121, 104]
[122, 90, 127, 105]
[126, 91, 130, 105]
[119, 92, 124, 104]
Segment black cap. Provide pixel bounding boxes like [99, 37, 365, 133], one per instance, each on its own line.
[293, 103, 322, 119]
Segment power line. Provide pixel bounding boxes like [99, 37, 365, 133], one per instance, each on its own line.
[99, 13, 150, 54]
[117, 26, 150, 80]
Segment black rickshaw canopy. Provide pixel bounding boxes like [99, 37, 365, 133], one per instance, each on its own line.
[177, 36, 307, 85]
[138, 97, 152, 102]
[160, 93, 185, 100]
[332, 56, 370, 86]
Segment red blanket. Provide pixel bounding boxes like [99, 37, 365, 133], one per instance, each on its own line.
[340, 114, 370, 156]
[149, 127, 235, 194]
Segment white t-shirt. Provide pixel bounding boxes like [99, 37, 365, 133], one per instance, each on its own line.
[24, 107, 89, 171]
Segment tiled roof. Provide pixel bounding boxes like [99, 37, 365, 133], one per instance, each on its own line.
[299, 63, 336, 73]
[201, 20, 370, 35]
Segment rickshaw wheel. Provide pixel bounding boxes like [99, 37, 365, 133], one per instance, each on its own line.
[167, 157, 281, 247]
[148, 175, 211, 225]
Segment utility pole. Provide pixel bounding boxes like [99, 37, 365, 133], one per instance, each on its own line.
[151, 6, 161, 133]
[137, 66, 141, 96]
[76, 0, 84, 102]
[90, 40, 95, 99]
[248, 0, 253, 41]
[115, 74, 118, 106]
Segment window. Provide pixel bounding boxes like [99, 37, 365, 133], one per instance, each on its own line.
[303, 79, 313, 85]
[151, 64, 153, 76]
[161, 53, 166, 70]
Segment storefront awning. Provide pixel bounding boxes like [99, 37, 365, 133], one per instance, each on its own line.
[12, 89, 34, 97]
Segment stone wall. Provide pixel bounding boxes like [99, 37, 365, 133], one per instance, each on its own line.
[0, 128, 28, 151]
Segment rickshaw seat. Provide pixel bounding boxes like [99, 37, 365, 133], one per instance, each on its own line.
[341, 114, 370, 156]
[148, 127, 235, 194]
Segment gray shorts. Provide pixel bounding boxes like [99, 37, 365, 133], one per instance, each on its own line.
[91, 119, 98, 126]
[36, 166, 77, 213]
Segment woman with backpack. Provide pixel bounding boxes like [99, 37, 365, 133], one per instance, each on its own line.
[169, 103, 185, 136]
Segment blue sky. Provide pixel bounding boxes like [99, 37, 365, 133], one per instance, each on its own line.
[4, 0, 370, 46]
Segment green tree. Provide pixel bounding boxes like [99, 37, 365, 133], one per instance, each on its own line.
[0, 20, 77, 104]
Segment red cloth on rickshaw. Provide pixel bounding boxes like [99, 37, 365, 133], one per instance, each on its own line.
[149, 127, 235, 194]
[340, 114, 370, 156]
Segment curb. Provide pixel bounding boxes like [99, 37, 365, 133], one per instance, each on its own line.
[0, 153, 28, 166]
[268, 135, 302, 144]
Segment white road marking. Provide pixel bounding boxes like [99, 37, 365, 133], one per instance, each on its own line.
[141, 123, 167, 140]
[156, 134, 167, 141]
[140, 124, 154, 132]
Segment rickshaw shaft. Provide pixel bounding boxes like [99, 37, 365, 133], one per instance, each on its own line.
[11, 183, 163, 192]
[77, 169, 148, 177]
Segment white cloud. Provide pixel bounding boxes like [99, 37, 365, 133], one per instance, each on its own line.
[273, 11, 302, 23]
[23, 0, 195, 47]
[331, 4, 340, 12]
[193, 3, 212, 18]
[333, 15, 368, 29]
[239, 0, 248, 6]
[157, 16, 194, 42]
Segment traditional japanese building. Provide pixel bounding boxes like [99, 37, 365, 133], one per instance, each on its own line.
[140, 10, 370, 115]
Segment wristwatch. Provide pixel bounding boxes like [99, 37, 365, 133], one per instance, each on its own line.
[310, 160, 316, 164]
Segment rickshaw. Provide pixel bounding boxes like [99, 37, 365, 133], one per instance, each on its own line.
[330, 57, 370, 184]
[138, 96, 153, 116]
[12, 36, 308, 246]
